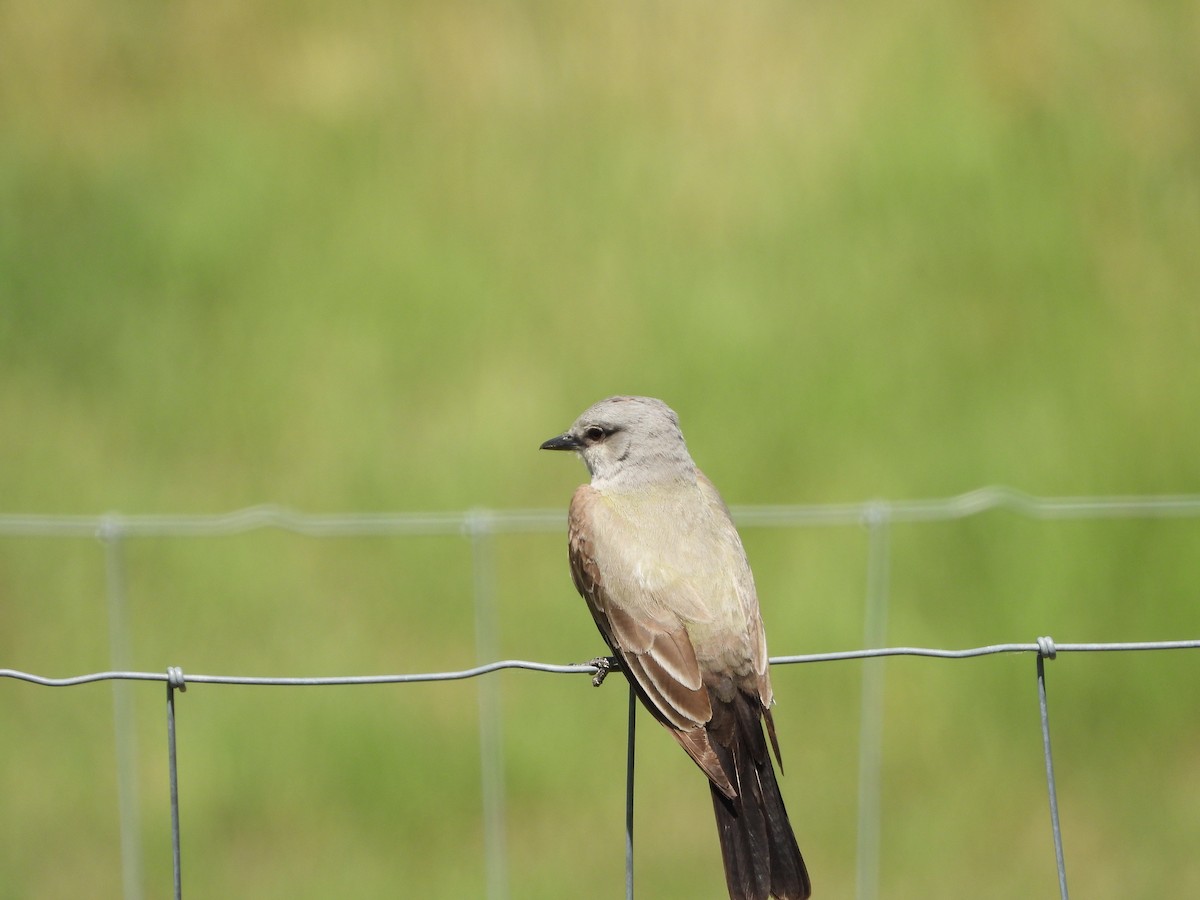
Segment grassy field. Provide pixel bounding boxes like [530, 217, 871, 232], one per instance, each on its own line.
[2, 1, 1199, 897]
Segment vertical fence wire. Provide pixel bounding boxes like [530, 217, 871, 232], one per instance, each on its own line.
[625, 684, 637, 900]
[467, 511, 509, 900]
[165, 672, 184, 900]
[1036, 643, 1070, 900]
[100, 517, 144, 900]
[855, 504, 890, 900]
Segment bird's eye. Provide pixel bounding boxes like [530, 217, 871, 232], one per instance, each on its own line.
[584, 426, 606, 442]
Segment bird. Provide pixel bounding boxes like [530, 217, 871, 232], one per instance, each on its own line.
[540, 396, 810, 900]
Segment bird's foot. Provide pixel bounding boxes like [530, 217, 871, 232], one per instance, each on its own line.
[587, 656, 621, 687]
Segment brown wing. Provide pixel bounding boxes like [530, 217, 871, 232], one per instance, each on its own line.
[568, 485, 737, 798]
[695, 470, 788, 772]
[695, 471, 776, 699]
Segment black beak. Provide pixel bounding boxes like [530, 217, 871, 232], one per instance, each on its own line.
[540, 432, 582, 451]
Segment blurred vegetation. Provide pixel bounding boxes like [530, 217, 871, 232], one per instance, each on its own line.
[2, 0, 1199, 897]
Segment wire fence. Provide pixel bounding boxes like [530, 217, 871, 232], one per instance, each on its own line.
[3, 487, 1200, 899]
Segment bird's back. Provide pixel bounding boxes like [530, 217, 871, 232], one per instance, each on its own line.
[569, 472, 770, 702]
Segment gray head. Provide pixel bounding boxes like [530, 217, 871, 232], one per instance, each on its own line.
[540, 396, 696, 489]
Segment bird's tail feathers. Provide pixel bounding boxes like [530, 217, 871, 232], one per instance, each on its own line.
[709, 693, 810, 900]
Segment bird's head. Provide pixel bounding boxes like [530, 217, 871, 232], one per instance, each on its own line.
[540, 396, 696, 489]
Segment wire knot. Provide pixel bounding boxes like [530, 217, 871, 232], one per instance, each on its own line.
[1036, 635, 1057, 660]
[96, 514, 124, 543]
[463, 508, 494, 537]
[861, 500, 891, 528]
[167, 666, 187, 692]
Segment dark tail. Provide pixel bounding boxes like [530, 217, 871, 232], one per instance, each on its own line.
[709, 693, 810, 900]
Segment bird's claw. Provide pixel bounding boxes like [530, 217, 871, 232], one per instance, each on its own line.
[588, 655, 621, 687]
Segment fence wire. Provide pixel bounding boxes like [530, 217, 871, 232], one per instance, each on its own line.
[3, 487, 1200, 899]
[4, 638, 1200, 900]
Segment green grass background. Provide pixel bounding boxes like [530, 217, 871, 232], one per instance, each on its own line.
[2, 1, 1199, 897]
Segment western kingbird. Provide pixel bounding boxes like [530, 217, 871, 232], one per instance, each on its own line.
[541, 396, 810, 900]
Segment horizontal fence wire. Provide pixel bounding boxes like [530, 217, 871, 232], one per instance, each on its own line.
[4, 488, 1200, 900]
[5, 639, 1200, 688]
[3, 486, 1200, 539]
[5, 638, 1200, 900]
